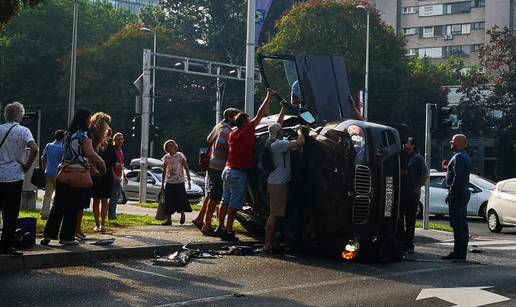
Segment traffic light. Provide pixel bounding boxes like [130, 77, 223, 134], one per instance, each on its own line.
[149, 124, 162, 140]
[431, 105, 456, 133]
[131, 115, 141, 139]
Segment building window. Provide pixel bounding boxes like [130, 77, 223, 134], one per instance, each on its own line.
[418, 47, 443, 59]
[444, 45, 474, 58]
[445, 2, 471, 14]
[402, 6, 417, 14]
[419, 4, 443, 16]
[406, 49, 417, 56]
[462, 24, 471, 34]
[423, 26, 435, 38]
[471, 0, 485, 7]
[472, 21, 485, 30]
[404, 28, 417, 35]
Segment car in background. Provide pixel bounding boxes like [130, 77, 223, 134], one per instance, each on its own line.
[119, 169, 204, 204]
[486, 178, 516, 233]
[419, 172, 495, 219]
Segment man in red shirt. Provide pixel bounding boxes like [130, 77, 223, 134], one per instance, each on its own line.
[219, 89, 276, 241]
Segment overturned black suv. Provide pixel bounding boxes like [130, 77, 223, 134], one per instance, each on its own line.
[237, 54, 403, 261]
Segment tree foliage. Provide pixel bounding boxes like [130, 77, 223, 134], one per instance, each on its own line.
[0, 0, 43, 30]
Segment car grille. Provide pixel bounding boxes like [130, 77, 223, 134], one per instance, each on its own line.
[352, 195, 370, 224]
[355, 165, 371, 195]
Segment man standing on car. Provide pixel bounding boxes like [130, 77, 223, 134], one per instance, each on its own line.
[192, 108, 240, 235]
[442, 134, 471, 260]
[263, 104, 305, 252]
[219, 88, 276, 241]
[400, 137, 428, 254]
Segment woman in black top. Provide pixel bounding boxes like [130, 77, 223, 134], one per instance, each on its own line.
[91, 129, 117, 232]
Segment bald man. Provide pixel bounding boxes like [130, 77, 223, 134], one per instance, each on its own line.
[442, 134, 471, 260]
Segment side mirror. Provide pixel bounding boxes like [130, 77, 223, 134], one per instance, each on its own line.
[147, 178, 156, 184]
[300, 111, 315, 124]
[468, 187, 476, 193]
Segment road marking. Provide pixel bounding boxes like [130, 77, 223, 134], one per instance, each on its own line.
[439, 239, 516, 250]
[416, 286, 510, 307]
[153, 264, 483, 307]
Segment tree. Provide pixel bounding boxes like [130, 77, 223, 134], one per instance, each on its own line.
[0, 0, 43, 29]
[459, 26, 516, 179]
[0, 0, 136, 143]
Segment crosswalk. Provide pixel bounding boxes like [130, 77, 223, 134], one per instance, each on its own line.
[438, 238, 516, 251]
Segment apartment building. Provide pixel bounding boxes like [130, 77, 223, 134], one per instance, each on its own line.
[370, 0, 516, 66]
[109, 0, 159, 15]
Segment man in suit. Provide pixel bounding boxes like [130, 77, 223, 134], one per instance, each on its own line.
[442, 134, 471, 260]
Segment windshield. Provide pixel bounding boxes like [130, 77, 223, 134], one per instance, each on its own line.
[471, 176, 496, 190]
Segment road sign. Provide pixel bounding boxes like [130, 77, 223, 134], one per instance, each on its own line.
[416, 286, 510, 306]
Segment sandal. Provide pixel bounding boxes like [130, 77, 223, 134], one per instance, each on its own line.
[201, 227, 217, 237]
[180, 214, 186, 225]
[192, 219, 203, 231]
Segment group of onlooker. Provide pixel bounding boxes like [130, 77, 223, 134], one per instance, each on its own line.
[0, 102, 128, 254]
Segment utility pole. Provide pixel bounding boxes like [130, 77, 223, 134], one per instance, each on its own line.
[424, 103, 434, 230]
[67, 0, 79, 124]
[244, 0, 256, 116]
[150, 29, 157, 158]
[139, 49, 152, 204]
[356, 5, 370, 121]
[215, 66, 222, 123]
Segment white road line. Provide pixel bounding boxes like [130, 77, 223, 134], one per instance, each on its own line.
[439, 240, 516, 246]
[153, 264, 483, 307]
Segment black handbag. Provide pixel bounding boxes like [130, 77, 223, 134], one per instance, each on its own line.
[31, 167, 45, 189]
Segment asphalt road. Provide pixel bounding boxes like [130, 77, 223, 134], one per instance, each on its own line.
[427, 216, 516, 238]
[2, 233, 516, 307]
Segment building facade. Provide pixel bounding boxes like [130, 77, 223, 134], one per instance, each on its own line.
[369, 0, 516, 66]
[109, 0, 159, 15]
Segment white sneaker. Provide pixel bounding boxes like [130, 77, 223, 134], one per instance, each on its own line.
[59, 239, 80, 246]
[93, 226, 102, 232]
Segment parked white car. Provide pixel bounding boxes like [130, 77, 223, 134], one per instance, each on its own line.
[120, 169, 204, 204]
[486, 179, 516, 233]
[419, 172, 495, 219]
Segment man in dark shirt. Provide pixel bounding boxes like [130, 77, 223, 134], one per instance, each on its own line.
[442, 134, 471, 260]
[400, 137, 428, 253]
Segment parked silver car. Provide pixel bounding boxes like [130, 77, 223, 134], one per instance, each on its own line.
[120, 169, 204, 204]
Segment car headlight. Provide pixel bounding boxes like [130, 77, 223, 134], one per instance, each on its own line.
[341, 239, 360, 261]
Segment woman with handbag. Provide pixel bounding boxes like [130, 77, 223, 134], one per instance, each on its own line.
[160, 139, 192, 226]
[41, 109, 106, 246]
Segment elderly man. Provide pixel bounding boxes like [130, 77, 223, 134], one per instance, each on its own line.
[442, 134, 471, 260]
[0, 102, 39, 255]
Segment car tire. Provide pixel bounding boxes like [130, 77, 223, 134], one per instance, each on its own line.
[118, 191, 127, 204]
[479, 202, 488, 220]
[487, 210, 502, 233]
[416, 202, 423, 219]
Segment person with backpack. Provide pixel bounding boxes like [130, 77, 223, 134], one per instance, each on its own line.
[263, 107, 305, 253]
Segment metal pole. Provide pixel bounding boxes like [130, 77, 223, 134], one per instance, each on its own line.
[215, 66, 221, 123]
[67, 0, 79, 124]
[244, 0, 256, 116]
[139, 49, 152, 204]
[424, 103, 433, 230]
[150, 29, 156, 158]
[364, 10, 370, 121]
[36, 110, 41, 168]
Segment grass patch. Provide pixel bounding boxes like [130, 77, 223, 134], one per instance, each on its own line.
[138, 202, 202, 211]
[19, 210, 161, 234]
[416, 222, 452, 232]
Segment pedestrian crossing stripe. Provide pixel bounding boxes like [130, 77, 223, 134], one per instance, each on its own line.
[438, 239, 516, 250]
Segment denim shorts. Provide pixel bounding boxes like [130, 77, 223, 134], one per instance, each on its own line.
[221, 168, 247, 210]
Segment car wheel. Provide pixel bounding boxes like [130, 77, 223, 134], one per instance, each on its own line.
[416, 202, 423, 219]
[478, 202, 488, 220]
[487, 210, 502, 233]
[118, 191, 127, 204]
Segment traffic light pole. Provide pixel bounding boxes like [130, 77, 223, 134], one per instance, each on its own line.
[424, 103, 434, 230]
[139, 49, 152, 204]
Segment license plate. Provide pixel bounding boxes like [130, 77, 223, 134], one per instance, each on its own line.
[384, 176, 394, 217]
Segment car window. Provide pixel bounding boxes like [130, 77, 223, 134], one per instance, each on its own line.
[471, 177, 496, 190]
[127, 171, 139, 182]
[501, 182, 516, 194]
[430, 176, 445, 188]
[469, 183, 481, 193]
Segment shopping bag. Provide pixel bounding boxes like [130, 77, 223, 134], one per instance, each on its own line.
[155, 192, 167, 220]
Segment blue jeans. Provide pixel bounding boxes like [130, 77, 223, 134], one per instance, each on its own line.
[448, 192, 470, 256]
[108, 179, 122, 219]
[221, 168, 247, 210]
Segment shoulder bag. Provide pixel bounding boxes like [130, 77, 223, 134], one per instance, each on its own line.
[56, 163, 93, 188]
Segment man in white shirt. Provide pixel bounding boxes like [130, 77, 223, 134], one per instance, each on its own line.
[0, 102, 39, 255]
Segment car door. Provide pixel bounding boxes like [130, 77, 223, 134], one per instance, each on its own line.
[420, 175, 448, 215]
[466, 183, 481, 216]
[146, 172, 160, 202]
[498, 181, 516, 224]
[125, 171, 140, 200]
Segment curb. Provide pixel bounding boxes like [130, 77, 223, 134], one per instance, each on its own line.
[0, 240, 259, 271]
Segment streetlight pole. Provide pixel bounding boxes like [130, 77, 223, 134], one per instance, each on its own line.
[356, 5, 370, 121]
[244, 0, 256, 116]
[67, 0, 79, 124]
